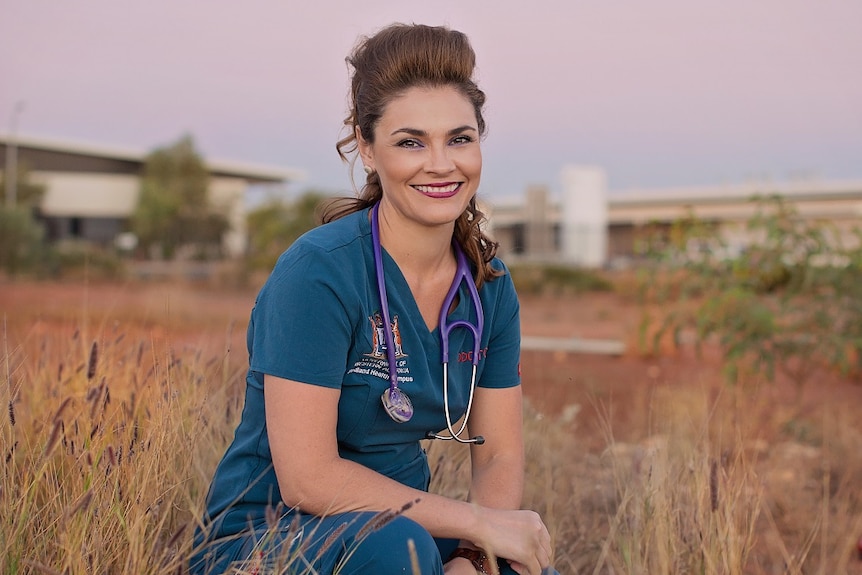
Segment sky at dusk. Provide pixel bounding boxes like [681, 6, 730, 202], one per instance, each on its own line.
[2, 0, 861, 199]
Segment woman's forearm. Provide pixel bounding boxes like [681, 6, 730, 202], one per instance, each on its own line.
[468, 451, 525, 510]
[278, 451, 485, 541]
[282, 451, 547, 568]
[464, 386, 527, 511]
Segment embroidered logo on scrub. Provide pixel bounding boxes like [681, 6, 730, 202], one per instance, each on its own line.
[366, 312, 407, 359]
[346, 312, 414, 384]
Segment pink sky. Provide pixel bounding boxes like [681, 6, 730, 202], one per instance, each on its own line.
[2, 0, 860, 197]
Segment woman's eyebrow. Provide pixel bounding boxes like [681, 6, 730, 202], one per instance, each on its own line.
[390, 125, 478, 137]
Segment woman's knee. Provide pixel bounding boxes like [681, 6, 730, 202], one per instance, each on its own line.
[341, 514, 442, 575]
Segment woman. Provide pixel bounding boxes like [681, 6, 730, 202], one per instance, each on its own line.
[192, 23, 555, 575]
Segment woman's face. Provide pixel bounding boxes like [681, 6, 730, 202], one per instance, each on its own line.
[358, 85, 482, 230]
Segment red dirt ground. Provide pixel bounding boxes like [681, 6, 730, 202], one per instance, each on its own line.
[4, 280, 859, 445]
[516, 291, 862, 448]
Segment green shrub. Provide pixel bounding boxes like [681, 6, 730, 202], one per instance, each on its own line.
[638, 195, 862, 389]
[0, 206, 46, 276]
[509, 263, 614, 295]
[52, 240, 126, 280]
[244, 191, 328, 273]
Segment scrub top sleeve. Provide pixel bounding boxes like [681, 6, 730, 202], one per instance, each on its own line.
[478, 267, 522, 389]
[249, 249, 354, 388]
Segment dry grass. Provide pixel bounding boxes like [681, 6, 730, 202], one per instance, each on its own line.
[2, 280, 862, 574]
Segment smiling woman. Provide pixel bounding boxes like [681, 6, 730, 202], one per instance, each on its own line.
[357, 86, 482, 234]
[191, 23, 557, 575]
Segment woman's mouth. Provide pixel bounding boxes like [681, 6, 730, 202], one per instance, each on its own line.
[412, 182, 462, 198]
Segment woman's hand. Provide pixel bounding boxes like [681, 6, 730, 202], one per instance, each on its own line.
[475, 508, 552, 575]
[444, 557, 480, 575]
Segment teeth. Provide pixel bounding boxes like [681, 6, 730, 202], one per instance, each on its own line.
[414, 183, 459, 194]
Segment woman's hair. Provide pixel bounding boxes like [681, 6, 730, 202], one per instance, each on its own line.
[322, 23, 502, 288]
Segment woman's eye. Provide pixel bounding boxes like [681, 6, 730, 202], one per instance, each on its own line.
[396, 139, 422, 148]
[450, 135, 474, 145]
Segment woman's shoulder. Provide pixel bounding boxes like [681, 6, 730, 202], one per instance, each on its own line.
[488, 256, 510, 275]
[297, 209, 369, 253]
[481, 257, 517, 299]
[283, 209, 369, 258]
[263, 209, 370, 283]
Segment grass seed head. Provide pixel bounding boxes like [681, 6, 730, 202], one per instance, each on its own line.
[68, 489, 94, 518]
[320, 522, 348, 556]
[710, 459, 719, 512]
[44, 420, 63, 458]
[87, 341, 98, 380]
[52, 396, 73, 423]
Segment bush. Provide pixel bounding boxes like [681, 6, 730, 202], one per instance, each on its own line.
[51, 240, 126, 280]
[638, 195, 862, 388]
[509, 263, 614, 296]
[0, 206, 46, 276]
[244, 191, 328, 273]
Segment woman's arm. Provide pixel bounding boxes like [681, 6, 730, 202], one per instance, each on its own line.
[466, 385, 526, 510]
[265, 374, 477, 532]
[264, 374, 550, 573]
[457, 385, 554, 575]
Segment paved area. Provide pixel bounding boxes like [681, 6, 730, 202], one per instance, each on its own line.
[521, 335, 625, 356]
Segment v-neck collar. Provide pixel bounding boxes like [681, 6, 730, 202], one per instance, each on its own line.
[361, 206, 471, 337]
[378, 246, 470, 337]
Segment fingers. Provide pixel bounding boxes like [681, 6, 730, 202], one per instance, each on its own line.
[511, 512, 552, 575]
[530, 515, 553, 572]
[533, 522, 553, 575]
[509, 549, 548, 575]
[483, 508, 554, 575]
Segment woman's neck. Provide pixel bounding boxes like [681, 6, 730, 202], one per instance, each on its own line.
[376, 204, 456, 279]
[374, 202, 459, 330]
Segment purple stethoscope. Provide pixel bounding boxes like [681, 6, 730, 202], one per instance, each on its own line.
[371, 202, 486, 445]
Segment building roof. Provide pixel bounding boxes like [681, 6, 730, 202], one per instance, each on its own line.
[0, 133, 305, 184]
[608, 179, 862, 208]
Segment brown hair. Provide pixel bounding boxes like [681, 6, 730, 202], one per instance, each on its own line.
[322, 23, 502, 288]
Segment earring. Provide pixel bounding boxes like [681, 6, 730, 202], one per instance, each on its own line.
[364, 165, 374, 175]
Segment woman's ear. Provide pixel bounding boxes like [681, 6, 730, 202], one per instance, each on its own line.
[356, 126, 374, 172]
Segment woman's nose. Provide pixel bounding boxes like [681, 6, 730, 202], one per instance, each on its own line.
[424, 145, 455, 174]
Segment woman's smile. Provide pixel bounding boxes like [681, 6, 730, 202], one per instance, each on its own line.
[412, 182, 463, 198]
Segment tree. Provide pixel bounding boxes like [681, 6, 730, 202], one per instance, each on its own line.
[245, 190, 328, 271]
[1, 161, 46, 209]
[0, 164, 47, 275]
[130, 135, 229, 259]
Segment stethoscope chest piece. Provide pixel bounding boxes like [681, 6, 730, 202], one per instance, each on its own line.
[381, 387, 414, 423]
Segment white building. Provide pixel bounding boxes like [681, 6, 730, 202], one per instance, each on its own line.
[0, 134, 303, 257]
[488, 166, 862, 267]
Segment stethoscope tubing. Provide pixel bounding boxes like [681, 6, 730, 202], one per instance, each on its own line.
[371, 202, 485, 444]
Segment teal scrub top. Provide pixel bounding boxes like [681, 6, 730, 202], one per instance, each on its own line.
[201, 208, 521, 538]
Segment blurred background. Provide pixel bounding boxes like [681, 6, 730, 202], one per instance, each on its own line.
[4, 3, 862, 572]
[3, 0, 861, 191]
[2, 0, 861, 279]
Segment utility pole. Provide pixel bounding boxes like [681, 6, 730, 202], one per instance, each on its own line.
[4, 101, 25, 209]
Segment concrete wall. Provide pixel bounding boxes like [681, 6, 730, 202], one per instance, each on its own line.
[560, 165, 608, 267]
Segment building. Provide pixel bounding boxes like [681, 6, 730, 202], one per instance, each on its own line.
[0, 134, 303, 257]
[488, 166, 862, 268]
